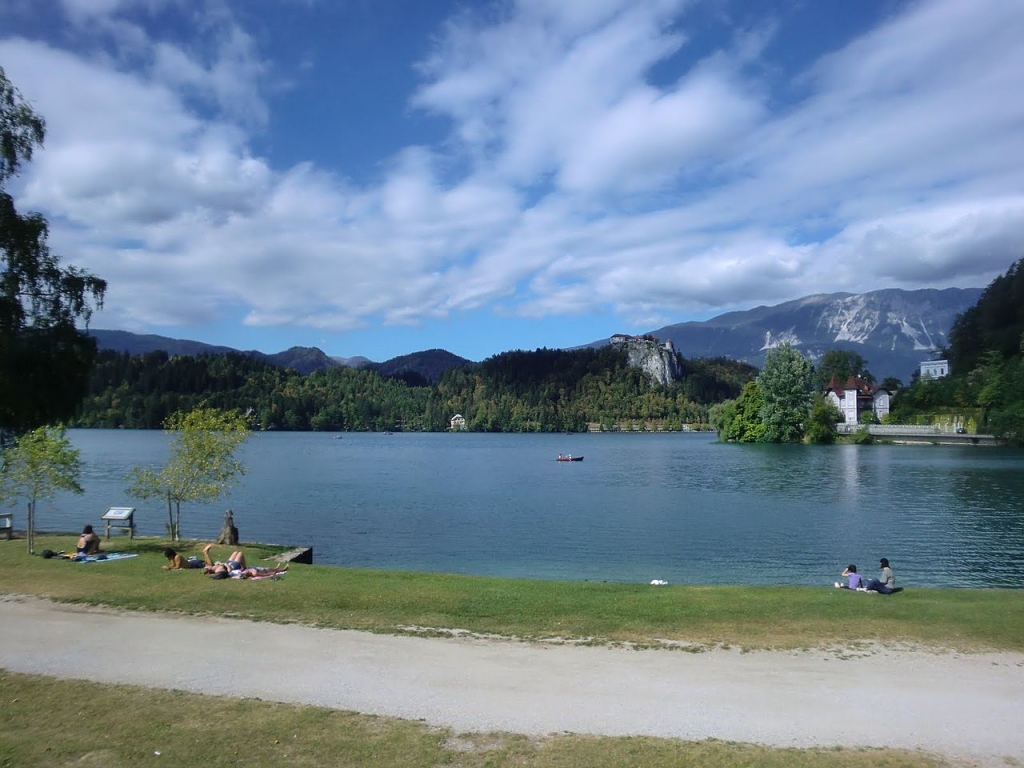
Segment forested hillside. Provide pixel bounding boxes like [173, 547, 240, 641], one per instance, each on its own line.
[72, 347, 757, 432]
[890, 257, 1024, 443]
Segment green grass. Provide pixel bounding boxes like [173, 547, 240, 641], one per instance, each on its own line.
[1, 535, 1017, 768]
[2, 534, 1023, 652]
[0, 670, 955, 768]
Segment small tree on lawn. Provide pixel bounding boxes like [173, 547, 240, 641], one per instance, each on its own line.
[0, 426, 83, 554]
[127, 406, 249, 541]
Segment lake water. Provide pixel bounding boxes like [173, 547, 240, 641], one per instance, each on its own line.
[24, 430, 1024, 588]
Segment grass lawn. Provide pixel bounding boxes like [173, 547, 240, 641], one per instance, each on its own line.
[1, 534, 1022, 652]
[0, 671, 953, 768]
[2, 534, 1019, 768]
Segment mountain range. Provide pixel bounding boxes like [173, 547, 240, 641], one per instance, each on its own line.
[88, 330, 473, 382]
[90, 287, 981, 386]
[641, 287, 981, 384]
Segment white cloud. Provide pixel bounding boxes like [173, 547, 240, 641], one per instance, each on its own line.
[2, 0, 1023, 346]
[414, 0, 692, 186]
[557, 63, 761, 193]
[824, 198, 1024, 285]
[60, 0, 147, 20]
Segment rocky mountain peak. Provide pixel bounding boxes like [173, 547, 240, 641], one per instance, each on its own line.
[645, 287, 982, 383]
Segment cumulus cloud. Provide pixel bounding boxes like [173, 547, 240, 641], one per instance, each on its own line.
[826, 198, 1024, 284]
[1, 0, 1022, 347]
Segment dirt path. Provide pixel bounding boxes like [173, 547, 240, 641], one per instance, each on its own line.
[1, 596, 1022, 765]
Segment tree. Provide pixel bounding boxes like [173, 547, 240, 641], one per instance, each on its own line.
[985, 338, 1024, 445]
[881, 376, 903, 392]
[716, 381, 767, 443]
[806, 396, 843, 444]
[1, 67, 107, 437]
[757, 344, 813, 443]
[949, 257, 1024, 375]
[126, 406, 249, 540]
[0, 426, 83, 553]
[814, 349, 873, 391]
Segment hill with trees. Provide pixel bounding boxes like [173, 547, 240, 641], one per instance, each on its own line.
[889, 257, 1024, 443]
[71, 346, 757, 433]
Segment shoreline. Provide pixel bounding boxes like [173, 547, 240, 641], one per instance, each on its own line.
[7, 532, 1024, 590]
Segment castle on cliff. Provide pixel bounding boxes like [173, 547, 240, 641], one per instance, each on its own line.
[609, 334, 681, 387]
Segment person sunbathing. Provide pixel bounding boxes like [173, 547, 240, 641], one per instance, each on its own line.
[162, 548, 204, 570]
[226, 564, 289, 579]
[199, 543, 247, 576]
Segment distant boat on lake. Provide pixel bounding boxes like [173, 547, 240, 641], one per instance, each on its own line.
[556, 454, 583, 462]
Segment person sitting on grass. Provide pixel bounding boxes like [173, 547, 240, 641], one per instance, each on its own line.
[76, 525, 101, 555]
[864, 558, 896, 594]
[835, 564, 862, 589]
[162, 548, 204, 570]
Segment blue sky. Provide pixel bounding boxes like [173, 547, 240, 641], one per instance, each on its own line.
[2, 0, 1022, 362]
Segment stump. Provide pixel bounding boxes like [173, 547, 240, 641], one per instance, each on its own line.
[216, 509, 239, 545]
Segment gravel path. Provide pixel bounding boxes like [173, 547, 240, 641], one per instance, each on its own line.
[2, 596, 1022, 765]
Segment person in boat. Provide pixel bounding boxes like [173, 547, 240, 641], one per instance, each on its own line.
[76, 525, 101, 555]
[834, 564, 861, 589]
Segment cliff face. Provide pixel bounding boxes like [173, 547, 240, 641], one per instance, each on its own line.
[611, 336, 681, 387]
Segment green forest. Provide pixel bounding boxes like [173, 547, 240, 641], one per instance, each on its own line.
[66, 255, 1024, 443]
[889, 256, 1024, 442]
[68, 255, 1024, 443]
[71, 345, 758, 433]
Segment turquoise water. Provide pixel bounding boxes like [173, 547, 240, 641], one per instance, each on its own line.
[28, 430, 1024, 587]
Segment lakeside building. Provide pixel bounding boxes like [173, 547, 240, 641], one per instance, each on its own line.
[919, 359, 950, 379]
[449, 414, 467, 431]
[824, 375, 892, 425]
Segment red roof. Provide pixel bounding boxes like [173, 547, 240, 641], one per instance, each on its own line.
[824, 375, 890, 397]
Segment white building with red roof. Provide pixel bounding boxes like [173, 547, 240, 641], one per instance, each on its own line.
[824, 375, 892, 425]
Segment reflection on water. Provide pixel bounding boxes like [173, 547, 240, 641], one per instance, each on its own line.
[25, 430, 1024, 587]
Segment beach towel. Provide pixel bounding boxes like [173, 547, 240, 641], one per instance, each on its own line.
[65, 552, 138, 563]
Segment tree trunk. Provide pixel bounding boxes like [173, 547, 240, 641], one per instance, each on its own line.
[166, 493, 175, 540]
[216, 509, 239, 545]
[174, 502, 181, 542]
[27, 499, 34, 555]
